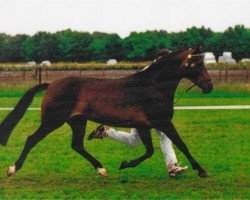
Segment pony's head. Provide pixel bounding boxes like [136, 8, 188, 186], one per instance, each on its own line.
[141, 43, 213, 94]
[177, 43, 213, 94]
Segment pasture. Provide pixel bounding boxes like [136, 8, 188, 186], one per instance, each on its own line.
[0, 83, 249, 199]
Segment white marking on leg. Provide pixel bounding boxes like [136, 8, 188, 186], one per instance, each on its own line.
[7, 164, 16, 177]
[97, 168, 108, 177]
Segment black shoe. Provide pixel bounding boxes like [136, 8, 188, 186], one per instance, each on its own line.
[88, 125, 106, 141]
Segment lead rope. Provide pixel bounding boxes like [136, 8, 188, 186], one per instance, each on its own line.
[174, 83, 196, 105]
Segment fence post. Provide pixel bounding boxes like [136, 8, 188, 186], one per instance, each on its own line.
[225, 64, 228, 82]
[219, 66, 222, 81]
[22, 70, 26, 80]
[38, 66, 42, 84]
[246, 67, 248, 82]
[102, 67, 105, 78]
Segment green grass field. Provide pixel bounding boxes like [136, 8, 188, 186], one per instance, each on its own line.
[0, 83, 249, 199]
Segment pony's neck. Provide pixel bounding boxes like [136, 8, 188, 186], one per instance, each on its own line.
[142, 58, 182, 100]
[152, 71, 181, 101]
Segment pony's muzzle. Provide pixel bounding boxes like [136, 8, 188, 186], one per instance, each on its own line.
[200, 80, 213, 94]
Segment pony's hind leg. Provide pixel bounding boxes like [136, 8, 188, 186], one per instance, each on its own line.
[119, 127, 154, 170]
[7, 124, 57, 177]
[67, 115, 107, 177]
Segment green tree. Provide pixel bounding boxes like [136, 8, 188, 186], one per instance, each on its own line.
[6, 34, 29, 62]
[172, 26, 213, 49]
[55, 29, 74, 61]
[89, 32, 122, 61]
[220, 25, 250, 60]
[32, 32, 59, 62]
[205, 32, 223, 58]
[105, 33, 123, 60]
[55, 29, 93, 62]
[21, 36, 35, 62]
[0, 25, 249, 62]
[0, 33, 11, 62]
[122, 31, 172, 60]
[69, 31, 92, 62]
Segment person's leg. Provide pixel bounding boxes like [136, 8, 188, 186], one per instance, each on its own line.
[88, 125, 141, 147]
[107, 128, 141, 147]
[155, 130, 188, 177]
[159, 131, 178, 166]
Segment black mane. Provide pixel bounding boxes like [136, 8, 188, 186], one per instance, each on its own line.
[131, 47, 188, 78]
[152, 47, 188, 65]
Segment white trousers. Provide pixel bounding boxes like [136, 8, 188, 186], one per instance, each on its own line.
[107, 128, 178, 167]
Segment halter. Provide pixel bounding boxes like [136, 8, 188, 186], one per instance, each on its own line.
[184, 53, 204, 68]
[187, 53, 204, 59]
[175, 53, 209, 104]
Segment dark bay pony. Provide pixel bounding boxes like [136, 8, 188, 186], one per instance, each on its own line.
[0, 43, 213, 178]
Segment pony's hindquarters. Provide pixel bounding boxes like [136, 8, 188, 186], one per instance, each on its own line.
[40, 77, 83, 127]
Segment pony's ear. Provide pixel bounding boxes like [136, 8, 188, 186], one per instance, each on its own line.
[196, 42, 204, 52]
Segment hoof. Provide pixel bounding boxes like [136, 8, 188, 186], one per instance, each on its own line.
[7, 165, 16, 177]
[97, 168, 108, 177]
[119, 161, 128, 170]
[198, 170, 208, 178]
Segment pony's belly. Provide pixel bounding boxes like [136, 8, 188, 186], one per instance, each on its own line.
[87, 106, 152, 127]
[87, 116, 143, 128]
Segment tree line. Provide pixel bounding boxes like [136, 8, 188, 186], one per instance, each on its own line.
[0, 25, 249, 62]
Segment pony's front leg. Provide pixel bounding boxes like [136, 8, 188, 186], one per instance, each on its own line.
[119, 128, 154, 170]
[156, 121, 208, 178]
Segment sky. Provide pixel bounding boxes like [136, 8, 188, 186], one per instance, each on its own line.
[0, 0, 249, 38]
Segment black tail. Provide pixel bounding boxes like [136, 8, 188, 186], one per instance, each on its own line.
[0, 83, 49, 146]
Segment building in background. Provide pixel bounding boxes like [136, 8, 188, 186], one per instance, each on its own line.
[218, 52, 236, 64]
[204, 52, 217, 64]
